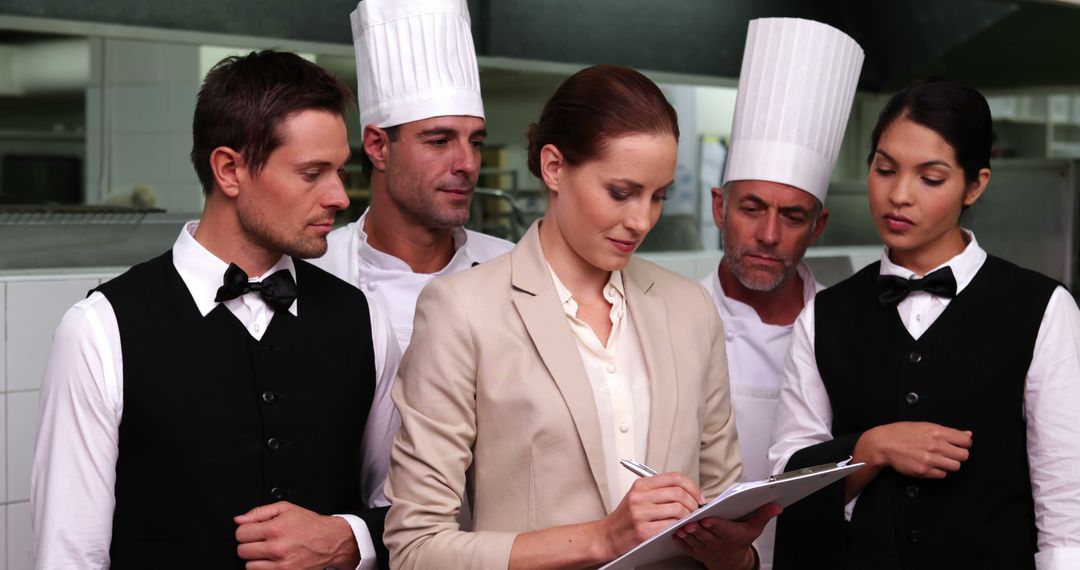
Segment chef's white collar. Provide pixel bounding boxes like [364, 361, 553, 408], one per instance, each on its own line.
[353, 208, 472, 274]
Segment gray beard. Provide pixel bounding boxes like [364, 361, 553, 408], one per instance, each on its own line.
[724, 249, 796, 292]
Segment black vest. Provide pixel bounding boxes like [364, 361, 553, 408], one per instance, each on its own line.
[97, 252, 379, 569]
[775, 255, 1057, 570]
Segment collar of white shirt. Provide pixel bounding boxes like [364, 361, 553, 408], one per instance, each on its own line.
[878, 228, 987, 299]
[352, 208, 471, 274]
[547, 265, 626, 319]
[172, 220, 298, 317]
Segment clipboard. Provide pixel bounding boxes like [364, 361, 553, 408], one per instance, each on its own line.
[599, 459, 863, 569]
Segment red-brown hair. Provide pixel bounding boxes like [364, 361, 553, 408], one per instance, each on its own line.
[526, 64, 679, 179]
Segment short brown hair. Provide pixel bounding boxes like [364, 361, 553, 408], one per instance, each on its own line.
[190, 50, 353, 195]
[526, 64, 679, 179]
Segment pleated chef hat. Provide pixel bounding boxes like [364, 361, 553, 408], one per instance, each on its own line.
[351, 0, 484, 133]
[724, 18, 864, 203]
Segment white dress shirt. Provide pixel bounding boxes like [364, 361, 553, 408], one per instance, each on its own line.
[31, 221, 401, 570]
[702, 261, 820, 570]
[548, 267, 652, 508]
[311, 209, 514, 352]
[769, 232, 1080, 569]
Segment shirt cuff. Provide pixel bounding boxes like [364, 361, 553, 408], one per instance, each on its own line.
[334, 514, 377, 570]
[842, 493, 860, 522]
[1036, 546, 1080, 570]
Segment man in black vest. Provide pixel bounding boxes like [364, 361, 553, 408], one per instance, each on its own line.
[31, 51, 399, 570]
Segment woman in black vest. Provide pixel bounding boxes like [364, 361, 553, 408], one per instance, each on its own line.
[769, 79, 1080, 570]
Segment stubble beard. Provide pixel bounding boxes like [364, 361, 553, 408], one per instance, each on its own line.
[238, 208, 329, 260]
[387, 178, 473, 230]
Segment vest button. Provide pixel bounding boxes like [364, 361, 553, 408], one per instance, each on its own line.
[908, 351, 923, 364]
[269, 487, 284, 500]
[908, 529, 920, 544]
[267, 437, 282, 451]
[906, 484, 920, 498]
[905, 392, 920, 405]
[261, 391, 276, 404]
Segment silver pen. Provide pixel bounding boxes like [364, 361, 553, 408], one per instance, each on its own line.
[621, 459, 706, 508]
[620, 458, 659, 478]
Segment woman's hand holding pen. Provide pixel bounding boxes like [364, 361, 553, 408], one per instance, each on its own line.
[597, 472, 704, 560]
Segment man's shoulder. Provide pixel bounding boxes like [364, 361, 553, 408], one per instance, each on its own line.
[443, 246, 511, 285]
[97, 251, 174, 299]
[628, 256, 713, 307]
[309, 222, 359, 279]
[325, 221, 359, 250]
[424, 250, 512, 310]
[463, 229, 515, 261]
[296, 258, 368, 303]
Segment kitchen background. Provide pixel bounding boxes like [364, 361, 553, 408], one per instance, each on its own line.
[2, 0, 1080, 566]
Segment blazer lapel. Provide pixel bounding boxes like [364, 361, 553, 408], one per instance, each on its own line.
[509, 223, 614, 512]
[624, 259, 679, 472]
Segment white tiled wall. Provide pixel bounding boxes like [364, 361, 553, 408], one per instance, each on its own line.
[6, 392, 39, 505]
[6, 280, 97, 392]
[1, 394, 6, 505]
[8, 501, 32, 570]
[1, 273, 114, 570]
[1, 282, 6, 392]
[0, 504, 7, 570]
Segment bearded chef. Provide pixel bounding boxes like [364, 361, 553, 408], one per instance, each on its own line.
[700, 18, 864, 570]
[313, 0, 513, 352]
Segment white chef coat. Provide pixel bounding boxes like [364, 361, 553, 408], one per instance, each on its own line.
[702, 260, 820, 570]
[311, 209, 514, 353]
[31, 221, 401, 570]
[769, 232, 1080, 570]
[548, 266, 651, 508]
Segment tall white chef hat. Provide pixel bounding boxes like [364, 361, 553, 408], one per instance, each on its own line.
[350, 0, 484, 133]
[723, 18, 864, 204]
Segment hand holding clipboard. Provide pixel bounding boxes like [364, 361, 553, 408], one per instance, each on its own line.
[601, 458, 863, 569]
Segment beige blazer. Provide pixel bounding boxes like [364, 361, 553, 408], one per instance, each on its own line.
[384, 223, 742, 570]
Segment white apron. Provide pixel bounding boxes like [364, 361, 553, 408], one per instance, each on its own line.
[702, 261, 820, 570]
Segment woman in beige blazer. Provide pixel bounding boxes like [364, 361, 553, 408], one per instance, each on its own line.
[385, 65, 777, 570]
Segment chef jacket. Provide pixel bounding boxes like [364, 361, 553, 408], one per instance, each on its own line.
[312, 209, 514, 352]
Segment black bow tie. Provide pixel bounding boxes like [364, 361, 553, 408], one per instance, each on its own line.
[877, 266, 957, 307]
[214, 263, 297, 313]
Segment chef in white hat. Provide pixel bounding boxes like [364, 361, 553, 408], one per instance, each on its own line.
[313, 0, 513, 353]
[701, 18, 863, 570]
